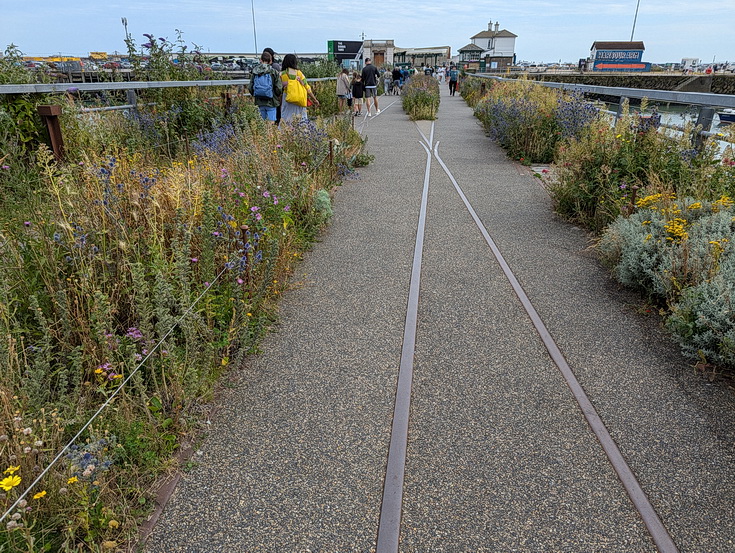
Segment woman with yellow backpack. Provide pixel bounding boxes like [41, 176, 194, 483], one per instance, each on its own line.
[280, 54, 320, 124]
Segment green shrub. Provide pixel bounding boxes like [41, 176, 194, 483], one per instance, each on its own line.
[402, 75, 440, 120]
[599, 193, 735, 368]
[470, 77, 600, 164]
[550, 100, 735, 233]
[667, 271, 735, 370]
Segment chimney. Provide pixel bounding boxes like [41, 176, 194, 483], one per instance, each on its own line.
[495, 22, 500, 32]
[488, 20, 492, 31]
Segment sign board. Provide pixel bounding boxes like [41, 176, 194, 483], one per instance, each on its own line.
[593, 48, 647, 71]
[594, 49, 643, 62]
[593, 61, 651, 71]
[89, 52, 108, 60]
[328, 40, 362, 62]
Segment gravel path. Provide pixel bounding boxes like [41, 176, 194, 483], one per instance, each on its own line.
[145, 82, 735, 553]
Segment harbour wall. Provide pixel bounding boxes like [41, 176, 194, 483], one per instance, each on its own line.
[520, 74, 735, 95]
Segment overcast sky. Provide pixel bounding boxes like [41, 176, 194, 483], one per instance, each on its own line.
[2, 0, 732, 64]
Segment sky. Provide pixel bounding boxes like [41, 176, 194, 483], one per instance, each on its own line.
[1, 0, 733, 64]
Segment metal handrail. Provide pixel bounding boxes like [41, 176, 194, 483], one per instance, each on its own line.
[0, 76, 337, 95]
[474, 74, 735, 109]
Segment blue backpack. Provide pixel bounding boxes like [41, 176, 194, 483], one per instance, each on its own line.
[253, 72, 273, 99]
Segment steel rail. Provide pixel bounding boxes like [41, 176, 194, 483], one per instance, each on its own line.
[375, 122, 434, 553]
[431, 140, 679, 553]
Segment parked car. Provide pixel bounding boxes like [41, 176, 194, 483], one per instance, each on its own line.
[103, 61, 121, 69]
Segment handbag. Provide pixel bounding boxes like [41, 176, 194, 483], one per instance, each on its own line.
[284, 71, 308, 107]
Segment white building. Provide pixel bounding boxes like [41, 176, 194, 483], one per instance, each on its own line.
[459, 20, 517, 69]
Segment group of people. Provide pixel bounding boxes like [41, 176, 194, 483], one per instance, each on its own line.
[249, 50, 463, 123]
[336, 58, 382, 117]
[248, 48, 320, 125]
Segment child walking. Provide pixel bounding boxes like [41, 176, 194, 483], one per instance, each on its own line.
[351, 73, 364, 117]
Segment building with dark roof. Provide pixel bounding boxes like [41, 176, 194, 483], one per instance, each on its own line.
[590, 41, 649, 71]
[458, 43, 484, 63]
[465, 20, 517, 70]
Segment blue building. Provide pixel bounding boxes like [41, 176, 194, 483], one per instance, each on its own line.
[590, 41, 650, 71]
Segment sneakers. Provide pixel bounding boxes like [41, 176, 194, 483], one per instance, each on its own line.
[367, 112, 372, 117]
[376, 109, 381, 115]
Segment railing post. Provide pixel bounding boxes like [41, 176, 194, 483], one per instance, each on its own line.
[126, 89, 138, 117]
[692, 106, 715, 151]
[37, 105, 64, 160]
[221, 92, 232, 113]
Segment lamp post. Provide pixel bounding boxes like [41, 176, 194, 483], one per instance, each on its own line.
[250, 0, 258, 54]
[630, 0, 641, 41]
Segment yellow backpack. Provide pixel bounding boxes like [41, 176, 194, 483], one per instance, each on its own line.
[283, 71, 307, 107]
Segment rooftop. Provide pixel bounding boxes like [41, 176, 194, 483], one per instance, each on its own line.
[591, 41, 645, 50]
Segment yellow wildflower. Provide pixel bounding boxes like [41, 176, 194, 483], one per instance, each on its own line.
[641, 220, 651, 226]
[108, 520, 120, 529]
[0, 475, 21, 491]
[67, 476, 78, 484]
[687, 202, 702, 210]
[33, 490, 46, 500]
[3, 466, 20, 475]
[663, 218, 689, 241]
[636, 193, 664, 209]
[713, 195, 734, 212]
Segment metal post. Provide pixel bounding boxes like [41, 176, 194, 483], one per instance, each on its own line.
[37, 105, 64, 160]
[693, 106, 715, 151]
[126, 89, 138, 117]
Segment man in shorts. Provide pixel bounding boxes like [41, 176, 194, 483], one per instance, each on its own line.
[361, 57, 380, 116]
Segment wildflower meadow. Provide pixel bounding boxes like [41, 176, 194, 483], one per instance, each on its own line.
[0, 45, 365, 551]
[462, 75, 735, 374]
[402, 75, 440, 121]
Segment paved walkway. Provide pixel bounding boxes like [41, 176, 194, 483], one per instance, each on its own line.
[145, 84, 735, 552]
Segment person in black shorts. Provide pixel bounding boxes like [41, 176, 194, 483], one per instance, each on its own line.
[361, 58, 380, 116]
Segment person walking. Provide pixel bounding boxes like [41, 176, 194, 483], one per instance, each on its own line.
[382, 70, 392, 98]
[279, 53, 319, 124]
[448, 65, 459, 96]
[263, 48, 282, 123]
[351, 72, 364, 117]
[336, 68, 351, 112]
[391, 66, 402, 94]
[361, 57, 380, 116]
[248, 51, 282, 123]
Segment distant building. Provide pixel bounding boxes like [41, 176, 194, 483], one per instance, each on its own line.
[362, 40, 395, 67]
[681, 57, 699, 71]
[327, 40, 363, 66]
[590, 41, 649, 71]
[393, 46, 451, 67]
[458, 43, 484, 63]
[469, 20, 517, 70]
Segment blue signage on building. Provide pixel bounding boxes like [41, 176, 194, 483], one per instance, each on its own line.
[594, 49, 643, 62]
